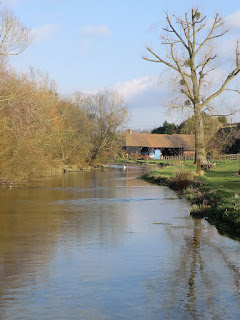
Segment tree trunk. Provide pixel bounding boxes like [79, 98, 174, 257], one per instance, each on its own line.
[194, 104, 206, 163]
[192, 71, 206, 164]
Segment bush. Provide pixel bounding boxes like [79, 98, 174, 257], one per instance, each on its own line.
[169, 170, 196, 190]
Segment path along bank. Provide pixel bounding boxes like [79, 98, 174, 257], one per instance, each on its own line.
[141, 160, 240, 237]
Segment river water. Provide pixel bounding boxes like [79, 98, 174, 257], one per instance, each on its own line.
[0, 165, 240, 320]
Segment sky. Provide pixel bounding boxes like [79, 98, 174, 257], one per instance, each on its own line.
[3, 0, 240, 130]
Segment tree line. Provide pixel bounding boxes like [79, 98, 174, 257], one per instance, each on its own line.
[0, 66, 127, 182]
[0, 6, 127, 182]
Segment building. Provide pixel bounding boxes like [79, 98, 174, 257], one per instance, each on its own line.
[124, 131, 195, 157]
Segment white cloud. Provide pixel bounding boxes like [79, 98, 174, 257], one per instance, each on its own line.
[32, 24, 59, 43]
[216, 10, 240, 62]
[112, 76, 175, 129]
[224, 10, 240, 31]
[78, 25, 111, 37]
[114, 76, 161, 100]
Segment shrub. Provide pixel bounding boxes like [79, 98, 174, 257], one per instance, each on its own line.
[169, 170, 196, 190]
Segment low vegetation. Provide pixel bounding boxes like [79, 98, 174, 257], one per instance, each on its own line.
[142, 160, 240, 235]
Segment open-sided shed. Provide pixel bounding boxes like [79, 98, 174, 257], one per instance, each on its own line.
[124, 132, 195, 157]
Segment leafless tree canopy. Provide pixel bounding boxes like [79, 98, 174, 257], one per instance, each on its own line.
[73, 89, 128, 161]
[0, 7, 32, 56]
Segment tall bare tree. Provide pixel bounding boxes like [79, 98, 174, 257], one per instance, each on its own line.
[0, 6, 31, 57]
[143, 9, 240, 163]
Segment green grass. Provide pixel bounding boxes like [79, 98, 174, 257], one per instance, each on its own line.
[203, 161, 240, 194]
[148, 160, 239, 193]
[150, 161, 196, 176]
[144, 160, 240, 235]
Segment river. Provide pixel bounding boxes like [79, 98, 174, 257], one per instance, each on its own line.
[0, 165, 240, 319]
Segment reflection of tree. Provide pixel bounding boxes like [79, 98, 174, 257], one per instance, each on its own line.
[0, 191, 61, 312]
[185, 220, 202, 319]
[0, 169, 132, 317]
[142, 218, 240, 320]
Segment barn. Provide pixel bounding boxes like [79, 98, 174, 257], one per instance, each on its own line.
[124, 131, 195, 158]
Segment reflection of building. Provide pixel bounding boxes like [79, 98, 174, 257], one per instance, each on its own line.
[124, 131, 195, 157]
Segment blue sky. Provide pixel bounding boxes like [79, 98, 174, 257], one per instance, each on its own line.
[4, 0, 240, 129]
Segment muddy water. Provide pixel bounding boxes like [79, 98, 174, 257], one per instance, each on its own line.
[0, 166, 240, 319]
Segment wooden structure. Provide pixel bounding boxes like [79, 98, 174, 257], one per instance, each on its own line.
[124, 132, 195, 157]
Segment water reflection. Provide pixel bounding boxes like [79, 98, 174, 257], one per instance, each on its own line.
[0, 166, 240, 320]
[143, 218, 240, 320]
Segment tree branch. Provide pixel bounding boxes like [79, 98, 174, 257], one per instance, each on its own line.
[202, 66, 240, 107]
[165, 14, 191, 54]
[143, 46, 182, 73]
[198, 55, 217, 88]
[224, 88, 240, 94]
[195, 14, 227, 55]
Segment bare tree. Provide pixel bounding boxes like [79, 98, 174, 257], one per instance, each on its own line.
[73, 89, 128, 161]
[143, 9, 240, 164]
[0, 5, 32, 106]
[0, 6, 31, 57]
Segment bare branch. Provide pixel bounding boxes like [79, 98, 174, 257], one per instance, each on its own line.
[197, 55, 217, 70]
[224, 88, 240, 94]
[208, 30, 228, 40]
[143, 46, 182, 73]
[212, 110, 238, 116]
[195, 16, 206, 24]
[0, 8, 32, 56]
[202, 66, 240, 107]
[169, 44, 193, 98]
[166, 14, 191, 54]
[236, 41, 240, 67]
[196, 23, 206, 33]
[198, 55, 217, 88]
[195, 14, 227, 55]
[162, 27, 174, 33]
[171, 104, 193, 110]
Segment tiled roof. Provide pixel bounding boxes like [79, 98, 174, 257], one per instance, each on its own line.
[125, 133, 195, 150]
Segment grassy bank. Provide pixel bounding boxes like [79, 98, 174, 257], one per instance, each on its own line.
[142, 160, 240, 235]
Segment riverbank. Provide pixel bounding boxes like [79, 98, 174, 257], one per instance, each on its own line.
[0, 164, 90, 187]
[141, 160, 240, 236]
[0, 162, 119, 187]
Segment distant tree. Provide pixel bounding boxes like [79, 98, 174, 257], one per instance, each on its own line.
[179, 113, 225, 134]
[208, 125, 240, 157]
[73, 89, 128, 162]
[143, 8, 240, 164]
[179, 114, 235, 157]
[151, 121, 178, 134]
